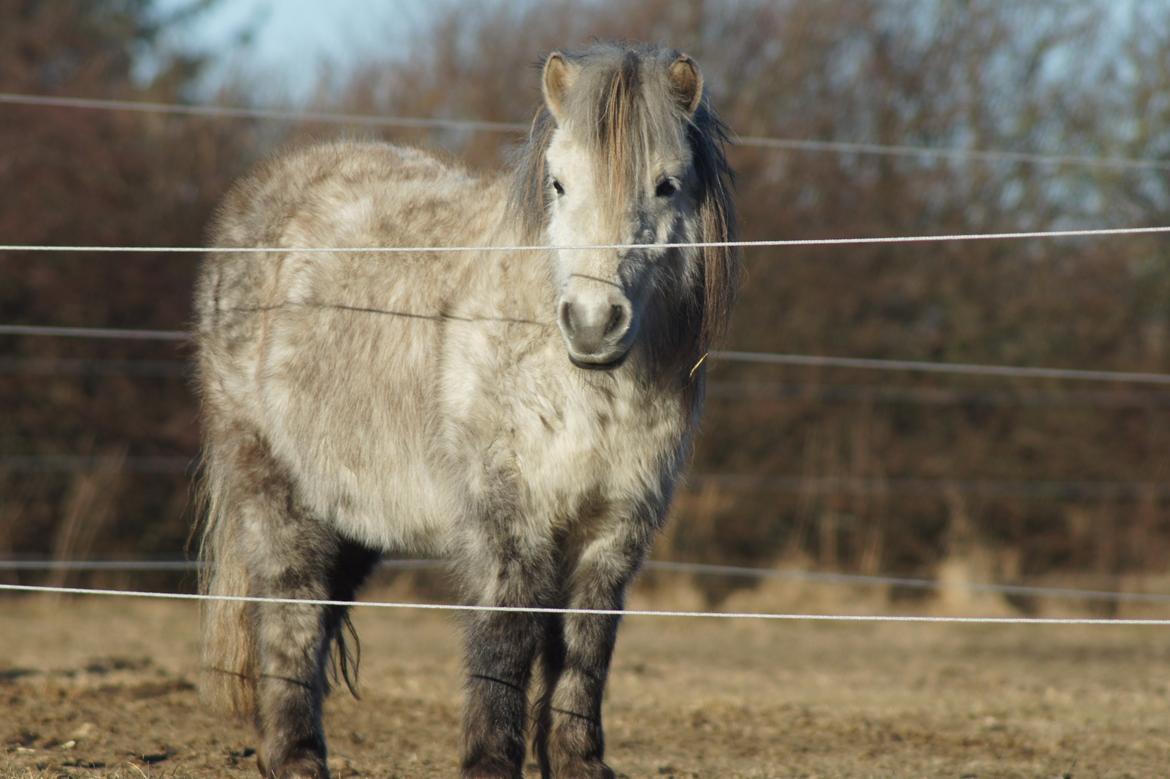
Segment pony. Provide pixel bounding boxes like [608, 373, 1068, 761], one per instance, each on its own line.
[194, 42, 739, 779]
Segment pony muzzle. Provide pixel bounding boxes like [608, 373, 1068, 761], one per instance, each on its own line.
[557, 288, 635, 368]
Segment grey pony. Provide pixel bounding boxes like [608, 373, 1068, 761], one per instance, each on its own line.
[194, 41, 739, 779]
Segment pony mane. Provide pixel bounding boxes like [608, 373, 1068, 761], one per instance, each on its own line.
[507, 43, 740, 362]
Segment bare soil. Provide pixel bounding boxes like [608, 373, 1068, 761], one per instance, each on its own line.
[3, 583, 1170, 778]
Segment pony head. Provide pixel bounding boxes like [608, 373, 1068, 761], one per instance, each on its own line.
[513, 43, 739, 373]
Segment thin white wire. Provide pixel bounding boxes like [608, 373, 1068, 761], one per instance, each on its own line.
[0, 325, 189, 340]
[0, 559, 437, 572]
[8, 357, 1170, 410]
[734, 133, 1170, 171]
[3, 324, 1168, 385]
[4, 92, 1169, 172]
[1, 582, 1167, 624]
[690, 473, 1170, 499]
[642, 561, 1170, 605]
[707, 380, 1170, 409]
[7, 355, 1170, 400]
[4, 224, 1170, 255]
[1, 560, 200, 571]
[3, 225, 1169, 386]
[8, 456, 1168, 503]
[0, 455, 191, 472]
[710, 351, 1170, 385]
[0, 356, 189, 376]
[6, 558, 1170, 605]
[0, 93, 527, 134]
[5, 454, 1167, 502]
[9, 356, 1170, 413]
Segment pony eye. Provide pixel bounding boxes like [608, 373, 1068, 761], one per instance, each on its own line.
[551, 178, 565, 197]
[655, 178, 679, 198]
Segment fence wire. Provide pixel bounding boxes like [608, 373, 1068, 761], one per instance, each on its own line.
[4, 557, 1169, 605]
[3, 582, 1169, 625]
[4, 224, 1170, 255]
[3, 324, 1168, 386]
[4, 92, 1169, 172]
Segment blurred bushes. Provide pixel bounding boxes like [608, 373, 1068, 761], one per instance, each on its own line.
[4, 0, 1170, 598]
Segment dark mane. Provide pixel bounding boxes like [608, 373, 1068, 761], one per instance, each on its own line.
[688, 102, 739, 357]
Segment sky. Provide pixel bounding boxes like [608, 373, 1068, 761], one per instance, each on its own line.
[155, 0, 432, 100]
[154, 0, 1143, 105]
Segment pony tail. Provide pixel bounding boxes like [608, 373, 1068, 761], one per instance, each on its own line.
[194, 440, 260, 718]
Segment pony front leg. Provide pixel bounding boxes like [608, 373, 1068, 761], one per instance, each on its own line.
[536, 516, 655, 779]
[457, 526, 558, 779]
[536, 610, 617, 779]
[461, 609, 544, 778]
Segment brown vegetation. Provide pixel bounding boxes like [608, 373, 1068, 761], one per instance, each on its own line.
[4, 1, 1170, 603]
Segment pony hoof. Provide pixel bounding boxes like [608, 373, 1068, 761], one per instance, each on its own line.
[461, 756, 522, 779]
[552, 759, 616, 779]
[257, 753, 329, 779]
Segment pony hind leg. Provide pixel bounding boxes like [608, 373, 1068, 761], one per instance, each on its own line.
[201, 430, 380, 779]
[255, 533, 380, 779]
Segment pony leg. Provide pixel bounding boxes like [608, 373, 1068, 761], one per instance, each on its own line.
[222, 438, 379, 779]
[536, 515, 655, 779]
[255, 533, 380, 779]
[457, 526, 558, 779]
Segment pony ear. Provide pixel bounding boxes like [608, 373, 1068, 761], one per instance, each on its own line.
[542, 52, 578, 123]
[668, 54, 703, 116]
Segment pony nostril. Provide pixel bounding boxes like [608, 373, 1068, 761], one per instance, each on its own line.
[604, 304, 627, 338]
[558, 300, 576, 336]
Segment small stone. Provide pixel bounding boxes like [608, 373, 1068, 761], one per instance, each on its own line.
[328, 755, 355, 773]
[71, 722, 98, 740]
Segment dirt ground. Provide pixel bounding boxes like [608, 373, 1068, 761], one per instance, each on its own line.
[4, 581, 1170, 778]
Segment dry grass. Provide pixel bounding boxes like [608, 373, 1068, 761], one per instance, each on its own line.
[4, 578, 1170, 778]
